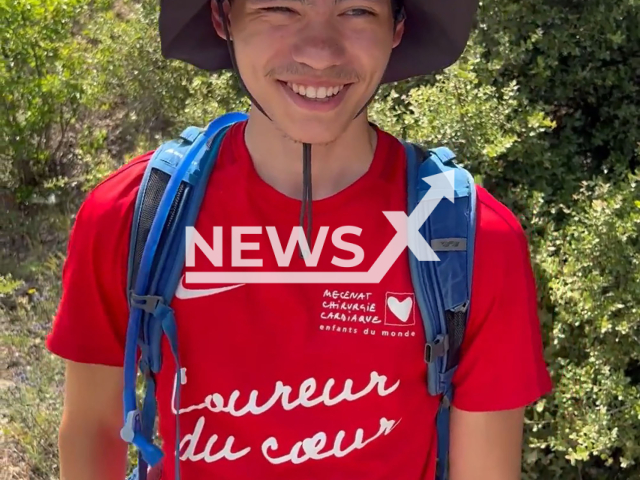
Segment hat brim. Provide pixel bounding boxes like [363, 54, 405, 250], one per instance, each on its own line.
[159, 0, 478, 84]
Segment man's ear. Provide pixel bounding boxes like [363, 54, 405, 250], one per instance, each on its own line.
[211, 0, 231, 40]
[392, 17, 405, 49]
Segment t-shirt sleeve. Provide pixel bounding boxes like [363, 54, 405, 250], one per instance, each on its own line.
[46, 171, 139, 367]
[451, 192, 553, 412]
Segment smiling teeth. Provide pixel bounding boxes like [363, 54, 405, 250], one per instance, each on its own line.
[287, 83, 344, 99]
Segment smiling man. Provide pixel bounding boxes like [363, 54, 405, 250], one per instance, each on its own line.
[46, 0, 553, 479]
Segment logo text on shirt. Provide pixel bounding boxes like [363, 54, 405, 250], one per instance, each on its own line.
[183, 170, 455, 284]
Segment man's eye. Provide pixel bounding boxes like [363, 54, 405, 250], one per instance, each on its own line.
[262, 6, 296, 13]
[343, 8, 375, 16]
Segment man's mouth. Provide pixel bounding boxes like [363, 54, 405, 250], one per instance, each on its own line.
[278, 80, 351, 103]
[276, 79, 352, 112]
[285, 82, 345, 101]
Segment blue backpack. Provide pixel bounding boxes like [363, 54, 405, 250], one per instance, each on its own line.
[119, 112, 477, 480]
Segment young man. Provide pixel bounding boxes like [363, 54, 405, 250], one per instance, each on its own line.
[47, 0, 553, 479]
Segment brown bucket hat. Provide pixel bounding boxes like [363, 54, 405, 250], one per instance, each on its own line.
[158, 0, 479, 84]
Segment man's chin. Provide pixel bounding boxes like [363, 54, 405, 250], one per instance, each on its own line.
[269, 114, 351, 146]
[279, 123, 347, 146]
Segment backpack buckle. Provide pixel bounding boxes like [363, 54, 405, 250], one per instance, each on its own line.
[425, 334, 449, 363]
[130, 293, 164, 314]
[120, 409, 164, 467]
[120, 409, 141, 443]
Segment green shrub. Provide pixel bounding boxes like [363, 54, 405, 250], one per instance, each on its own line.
[525, 174, 640, 479]
[0, 0, 113, 202]
[474, 0, 640, 213]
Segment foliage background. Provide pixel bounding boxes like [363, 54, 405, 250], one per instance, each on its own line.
[1, 0, 639, 478]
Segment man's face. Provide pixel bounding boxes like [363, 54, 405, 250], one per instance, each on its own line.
[212, 0, 404, 144]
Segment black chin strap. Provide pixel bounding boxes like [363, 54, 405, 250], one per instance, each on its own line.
[299, 144, 313, 258]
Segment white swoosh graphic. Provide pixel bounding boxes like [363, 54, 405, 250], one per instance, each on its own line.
[174, 275, 244, 300]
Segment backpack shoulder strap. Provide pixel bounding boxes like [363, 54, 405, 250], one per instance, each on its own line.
[121, 111, 248, 480]
[403, 142, 477, 480]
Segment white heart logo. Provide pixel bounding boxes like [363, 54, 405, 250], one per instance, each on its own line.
[387, 296, 413, 323]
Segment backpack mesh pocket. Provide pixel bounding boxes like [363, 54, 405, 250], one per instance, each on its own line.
[131, 168, 170, 287]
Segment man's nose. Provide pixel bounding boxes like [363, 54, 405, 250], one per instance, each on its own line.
[290, 21, 347, 72]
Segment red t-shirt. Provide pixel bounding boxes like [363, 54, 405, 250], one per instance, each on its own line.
[47, 121, 552, 479]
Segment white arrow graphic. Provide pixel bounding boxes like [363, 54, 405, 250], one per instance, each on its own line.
[384, 170, 455, 262]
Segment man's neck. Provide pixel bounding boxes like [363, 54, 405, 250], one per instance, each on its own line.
[243, 107, 378, 201]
